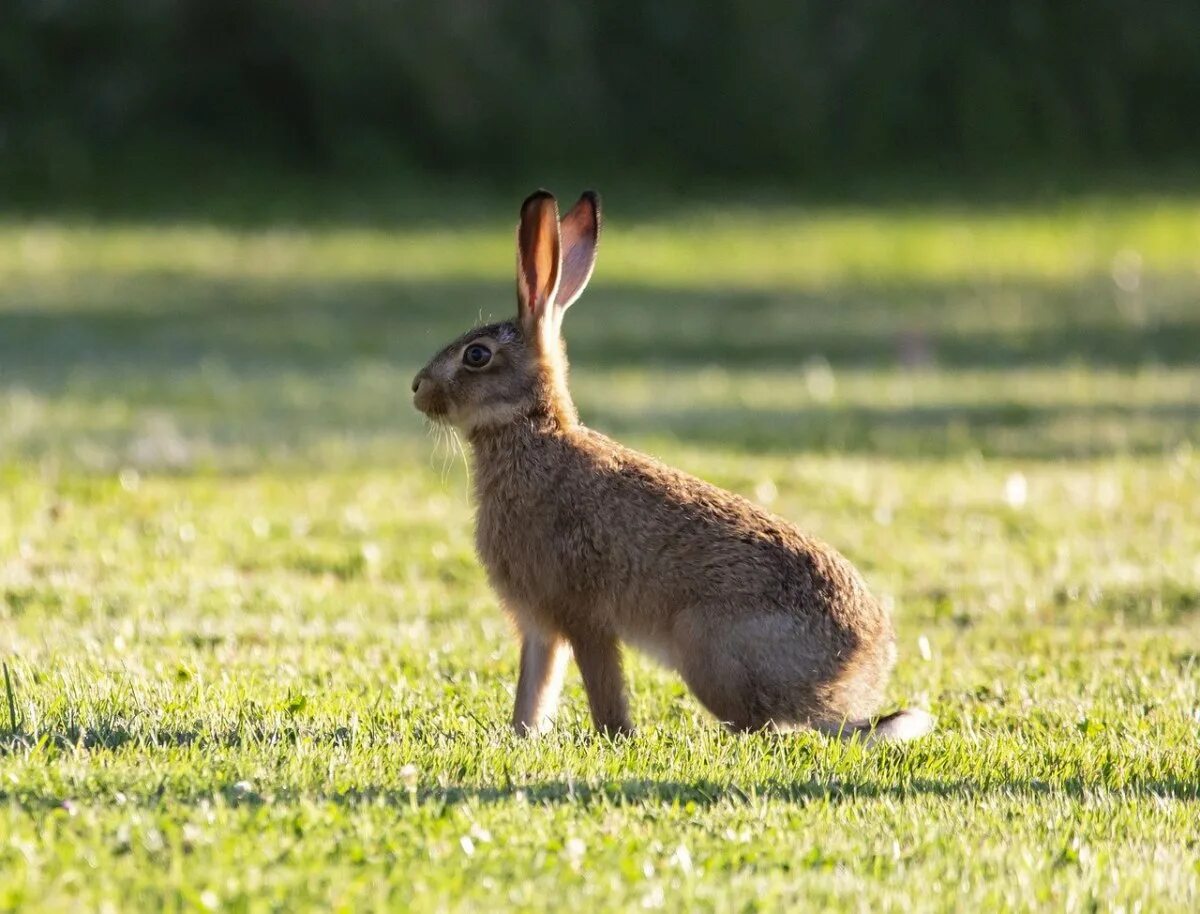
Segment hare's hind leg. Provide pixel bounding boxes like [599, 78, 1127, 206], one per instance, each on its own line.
[512, 634, 569, 736]
[677, 649, 767, 731]
[675, 608, 830, 732]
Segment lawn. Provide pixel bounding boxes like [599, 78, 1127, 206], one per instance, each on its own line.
[1, 189, 1199, 911]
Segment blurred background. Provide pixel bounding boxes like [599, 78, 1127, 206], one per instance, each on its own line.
[2, 8, 1200, 906]
[0, 2, 1197, 622]
[4, 0, 1200, 209]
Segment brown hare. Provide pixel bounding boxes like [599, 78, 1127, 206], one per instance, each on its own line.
[412, 190, 933, 745]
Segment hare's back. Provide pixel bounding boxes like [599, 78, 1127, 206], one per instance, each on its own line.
[572, 429, 881, 619]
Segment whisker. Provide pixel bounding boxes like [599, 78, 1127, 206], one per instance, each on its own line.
[421, 411, 469, 493]
[436, 425, 451, 481]
[449, 427, 471, 498]
[425, 418, 447, 473]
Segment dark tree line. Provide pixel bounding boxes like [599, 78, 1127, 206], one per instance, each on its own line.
[2, 0, 1198, 190]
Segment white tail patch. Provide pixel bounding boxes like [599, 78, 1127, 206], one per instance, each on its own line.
[868, 709, 936, 743]
[819, 708, 936, 747]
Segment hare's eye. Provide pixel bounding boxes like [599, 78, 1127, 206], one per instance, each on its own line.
[463, 344, 492, 369]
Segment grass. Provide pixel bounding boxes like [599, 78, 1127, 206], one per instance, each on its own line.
[1, 187, 1199, 911]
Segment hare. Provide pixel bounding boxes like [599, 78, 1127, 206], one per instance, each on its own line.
[412, 190, 933, 744]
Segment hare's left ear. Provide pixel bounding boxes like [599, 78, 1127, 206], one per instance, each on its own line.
[516, 190, 563, 339]
[554, 191, 601, 312]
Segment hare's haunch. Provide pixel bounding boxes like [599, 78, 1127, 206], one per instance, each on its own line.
[412, 190, 933, 745]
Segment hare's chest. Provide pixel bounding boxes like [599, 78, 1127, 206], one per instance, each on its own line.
[474, 489, 571, 609]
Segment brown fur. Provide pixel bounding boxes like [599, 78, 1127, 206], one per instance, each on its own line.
[412, 190, 932, 742]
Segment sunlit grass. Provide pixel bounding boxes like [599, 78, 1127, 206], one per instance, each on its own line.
[1, 190, 1199, 911]
[2, 193, 1198, 288]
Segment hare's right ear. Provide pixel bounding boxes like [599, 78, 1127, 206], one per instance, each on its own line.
[515, 190, 562, 342]
[554, 191, 601, 311]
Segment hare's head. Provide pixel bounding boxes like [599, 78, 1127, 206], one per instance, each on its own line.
[412, 190, 600, 434]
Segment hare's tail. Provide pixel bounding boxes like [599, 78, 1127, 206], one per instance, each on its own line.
[816, 709, 935, 746]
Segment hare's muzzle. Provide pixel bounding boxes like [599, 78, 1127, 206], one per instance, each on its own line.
[411, 372, 447, 418]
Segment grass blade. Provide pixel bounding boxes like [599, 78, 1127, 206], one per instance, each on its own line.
[3, 662, 19, 734]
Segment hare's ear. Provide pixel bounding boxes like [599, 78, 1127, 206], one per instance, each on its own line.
[555, 191, 601, 311]
[515, 190, 562, 340]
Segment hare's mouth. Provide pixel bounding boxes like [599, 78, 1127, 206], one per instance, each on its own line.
[416, 401, 450, 423]
[423, 407, 450, 424]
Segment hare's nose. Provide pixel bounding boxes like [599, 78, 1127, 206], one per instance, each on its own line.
[411, 372, 425, 393]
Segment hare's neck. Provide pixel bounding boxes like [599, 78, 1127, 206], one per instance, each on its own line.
[537, 340, 577, 428]
[468, 417, 570, 506]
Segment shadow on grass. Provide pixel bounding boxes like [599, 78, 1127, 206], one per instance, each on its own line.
[588, 400, 1200, 458]
[4, 774, 1198, 811]
[0, 723, 357, 755]
[2, 272, 1197, 461]
[407, 775, 1200, 806]
[2, 274, 1198, 373]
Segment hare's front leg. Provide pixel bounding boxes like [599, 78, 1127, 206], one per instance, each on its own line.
[571, 634, 634, 736]
[512, 634, 569, 736]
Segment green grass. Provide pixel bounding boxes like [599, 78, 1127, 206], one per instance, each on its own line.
[1, 190, 1199, 911]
